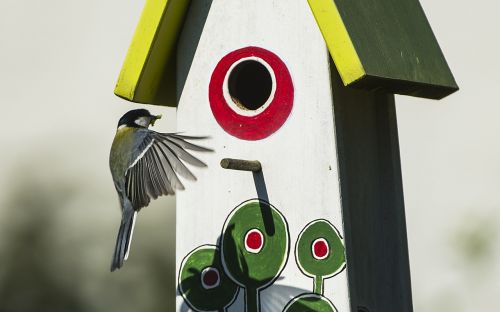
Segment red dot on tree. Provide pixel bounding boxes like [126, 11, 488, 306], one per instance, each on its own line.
[245, 229, 264, 253]
[201, 268, 220, 289]
[312, 238, 329, 260]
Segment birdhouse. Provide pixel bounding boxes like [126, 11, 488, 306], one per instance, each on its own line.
[114, 1, 457, 311]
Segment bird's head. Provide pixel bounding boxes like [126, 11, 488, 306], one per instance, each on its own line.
[117, 109, 162, 129]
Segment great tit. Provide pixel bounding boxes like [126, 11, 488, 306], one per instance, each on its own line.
[109, 109, 210, 271]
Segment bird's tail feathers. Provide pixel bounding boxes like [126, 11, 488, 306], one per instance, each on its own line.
[111, 204, 137, 272]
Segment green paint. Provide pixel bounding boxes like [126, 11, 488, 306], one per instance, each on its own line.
[296, 220, 345, 284]
[283, 219, 346, 310]
[179, 205, 347, 311]
[313, 276, 323, 295]
[284, 294, 337, 312]
[221, 200, 289, 288]
[333, 0, 458, 99]
[221, 199, 289, 310]
[246, 287, 258, 312]
[178, 245, 238, 312]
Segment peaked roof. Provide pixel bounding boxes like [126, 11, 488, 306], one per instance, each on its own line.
[308, 0, 458, 99]
[115, 0, 457, 106]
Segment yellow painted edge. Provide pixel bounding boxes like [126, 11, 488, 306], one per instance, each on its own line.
[114, 0, 170, 101]
[133, 0, 190, 105]
[308, 0, 365, 85]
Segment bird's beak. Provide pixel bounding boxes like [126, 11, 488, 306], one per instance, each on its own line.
[151, 114, 162, 126]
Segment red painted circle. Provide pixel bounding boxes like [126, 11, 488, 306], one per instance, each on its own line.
[202, 269, 219, 286]
[201, 267, 220, 289]
[246, 231, 263, 250]
[209, 46, 294, 140]
[312, 239, 329, 260]
[245, 229, 264, 253]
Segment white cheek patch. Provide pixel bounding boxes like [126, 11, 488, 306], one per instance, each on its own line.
[135, 117, 150, 127]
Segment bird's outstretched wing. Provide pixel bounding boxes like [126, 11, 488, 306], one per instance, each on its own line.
[125, 131, 211, 210]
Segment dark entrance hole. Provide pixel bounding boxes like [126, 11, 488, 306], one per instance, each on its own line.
[228, 60, 273, 111]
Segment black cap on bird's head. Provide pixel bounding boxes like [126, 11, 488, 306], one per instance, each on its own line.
[117, 109, 162, 128]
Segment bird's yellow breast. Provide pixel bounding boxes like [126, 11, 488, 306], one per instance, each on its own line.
[110, 126, 137, 178]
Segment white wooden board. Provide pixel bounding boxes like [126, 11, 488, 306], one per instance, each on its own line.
[175, 1, 350, 311]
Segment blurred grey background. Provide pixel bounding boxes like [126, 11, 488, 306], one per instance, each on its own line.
[0, 1, 498, 311]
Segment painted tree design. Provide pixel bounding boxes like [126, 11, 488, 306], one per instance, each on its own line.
[178, 199, 290, 312]
[221, 200, 290, 312]
[284, 219, 346, 312]
[178, 245, 238, 312]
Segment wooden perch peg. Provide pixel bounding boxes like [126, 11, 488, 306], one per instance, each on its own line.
[220, 158, 262, 172]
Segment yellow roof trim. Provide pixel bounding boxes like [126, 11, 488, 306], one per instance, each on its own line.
[116, 0, 456, 104]
[114, 0, 190, 105]
[308, 0, 365, 85]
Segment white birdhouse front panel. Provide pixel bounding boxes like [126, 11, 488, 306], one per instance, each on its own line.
[176, 1, 349, 311]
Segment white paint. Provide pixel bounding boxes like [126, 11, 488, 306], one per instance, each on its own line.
[222, 56, 277, 117]
[176, 1, 350, 311]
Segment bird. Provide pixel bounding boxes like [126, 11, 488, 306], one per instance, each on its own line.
[109, 109, 211, 271]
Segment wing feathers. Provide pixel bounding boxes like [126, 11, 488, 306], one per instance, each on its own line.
[144, 153, 160, 199]
[125, 131, 210, 211]
[142, 154, 156, 199]
[162, 139, 207, 167]
[157, 141, 197, 181]
[169, 134, 210, 140]
[138, 161, 149, 206]
[157, 144, 185, 191]
[160, 134, 213, 153]
[150, 145, 176, 195]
